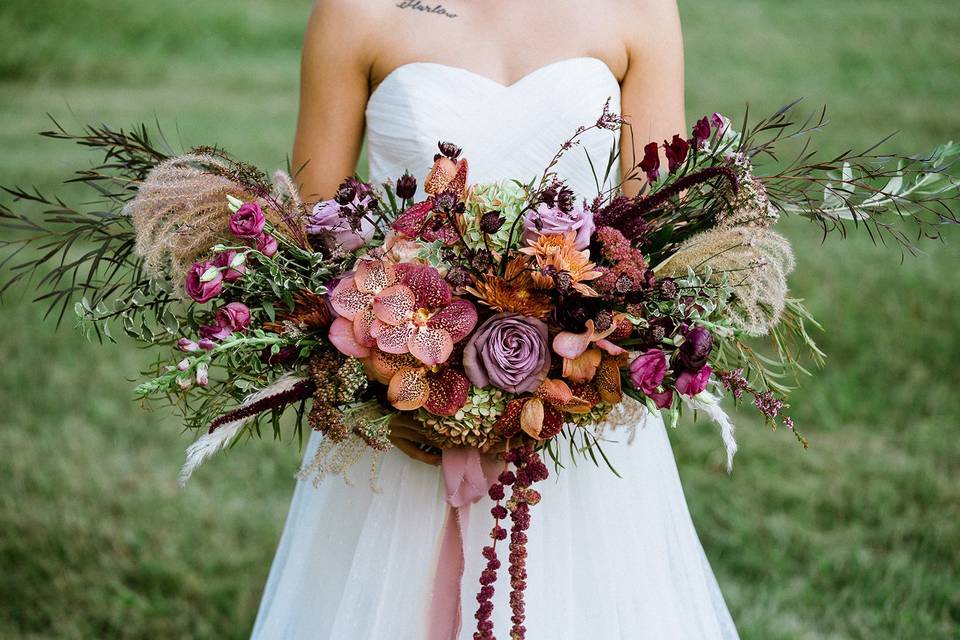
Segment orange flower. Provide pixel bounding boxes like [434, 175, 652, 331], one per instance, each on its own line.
[466, 257, 552, 320]
[493, 379, 592, 441]
[519, 231, 602, 297]
[552, 315, 629, 384]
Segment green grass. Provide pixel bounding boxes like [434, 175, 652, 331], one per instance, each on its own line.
[1, 1, 958, 638]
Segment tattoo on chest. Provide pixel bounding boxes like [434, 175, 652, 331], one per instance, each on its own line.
[395, 0, 459, 18]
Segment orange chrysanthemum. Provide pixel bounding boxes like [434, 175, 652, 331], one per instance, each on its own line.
[519, 232, 603, 297]
[466, 257, 552, 320]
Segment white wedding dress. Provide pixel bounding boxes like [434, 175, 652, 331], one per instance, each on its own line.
[253, 57, 739, 640]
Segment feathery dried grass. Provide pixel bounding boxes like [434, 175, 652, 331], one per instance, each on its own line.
[657, 225, 795, 336]
[123, 154, 252, 294]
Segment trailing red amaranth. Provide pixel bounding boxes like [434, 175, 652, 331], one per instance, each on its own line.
[473, 446, 549, 640]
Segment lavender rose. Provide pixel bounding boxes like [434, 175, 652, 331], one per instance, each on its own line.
[229, 202, 266, 238]
[463, 313, 551, 394]
[307, 200, 375, 251]
[184, 260, 223, 303]
[522, 203, 595, 250]
[255, 232, 278, 257]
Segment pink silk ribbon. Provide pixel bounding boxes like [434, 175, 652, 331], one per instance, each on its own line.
[429, 447, 502, 640]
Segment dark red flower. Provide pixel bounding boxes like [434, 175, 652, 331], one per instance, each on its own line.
[639, 142, 660, 183]
[664, 134, 690, 173]
[692, 116, 711, 148]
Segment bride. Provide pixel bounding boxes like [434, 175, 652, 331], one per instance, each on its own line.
[253, 1, 739, 637]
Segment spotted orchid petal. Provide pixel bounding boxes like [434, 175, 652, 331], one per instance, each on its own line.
[424, 157, 469, 197]
[423, 368, 470, 417]
[596, 353, 628, 404]
[409, 325, 454, 366]
[387, 366, 430, 411]
[367, 349, 418, 384]
[493, 398, 525, 438]
[537, 405, 565, 440]
[376, 322, 416, 355]
[427, 298, 478, 342]
[329, 316, 372, 358]
[552, 320, 597, 359]
[537, 378, 592, 414]
[353, 307, 377, 347]
[354, 258, 397, 294]
[391, 200, 434, 239]
[398, 264, 452, 309]
[329, 276, 372, 321]
[373, 284, 417, 325]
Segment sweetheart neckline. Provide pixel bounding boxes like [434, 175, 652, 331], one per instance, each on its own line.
[367, 56, 619, 107]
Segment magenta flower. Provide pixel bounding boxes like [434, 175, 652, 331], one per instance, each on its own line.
[200, 302, 251, 340]
[629, 348, 668, 393]
[307, 200, 375, 251]
[229, 202, 266, 238]
[213, 250, 246, 281]
[676, 365, 712, 397]
[648, 388, 674, 409]
[522, 203, 595, 250]
[184, 260, 223, 303]
[255, 233, 278, 257]
[463, 313, 551, 394]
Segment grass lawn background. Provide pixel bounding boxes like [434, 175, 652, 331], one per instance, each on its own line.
[1, 1, 957, 638]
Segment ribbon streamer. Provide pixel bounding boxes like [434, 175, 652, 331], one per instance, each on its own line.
[429, 447, 502, 640]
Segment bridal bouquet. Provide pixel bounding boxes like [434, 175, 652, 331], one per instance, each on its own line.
[2, 102, 957, 640]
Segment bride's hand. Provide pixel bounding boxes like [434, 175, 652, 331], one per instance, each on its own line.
[388, 414, 442, 466]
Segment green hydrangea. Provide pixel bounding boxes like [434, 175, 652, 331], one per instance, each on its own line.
[418, 385, 511, 449]
[462, 181, 531, 253]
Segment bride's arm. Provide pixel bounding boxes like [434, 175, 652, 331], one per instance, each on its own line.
[293, 1, 378, 201]
[618, 0, 687, 197]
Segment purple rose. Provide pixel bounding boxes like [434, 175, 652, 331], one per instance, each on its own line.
[522, 203, 594, 250]
[463, 313, 551, 394]
[676, 365, 712, 397]
[213, 250, 246, 281]
[229, 202, 266, 238]
[307, 199, 375, 251]
[256, 233, 278, 257]
[678, 325, 713, 371]
[184, 261, 223, 303]
[629, 348, 668, 393]
[200, 302, 251, 340]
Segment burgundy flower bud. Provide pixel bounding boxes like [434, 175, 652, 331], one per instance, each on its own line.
[479, 210, 506, 233]
[639, 141, 661, 183]
[438, 141, 462, 159]
[658, 276, 678, 299]
[678, 324, 713, 371]
[395, 172, 417, 200]
[334, 183, 357, 206]
[498, 470, 516, 485]
[692, 116, 711, 148]
[664, 134, 690, 173]
[488, 483, 505, 500]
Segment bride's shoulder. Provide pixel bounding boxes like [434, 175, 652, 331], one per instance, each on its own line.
[304, 0, 389, 39]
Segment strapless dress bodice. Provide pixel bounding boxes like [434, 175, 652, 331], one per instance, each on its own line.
[364, 56, 621, 198]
